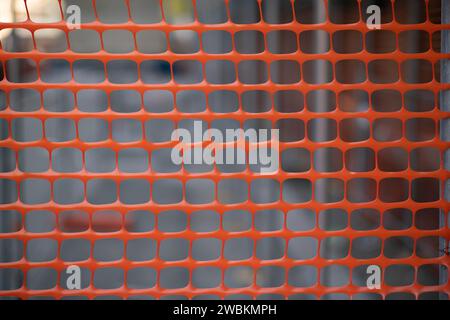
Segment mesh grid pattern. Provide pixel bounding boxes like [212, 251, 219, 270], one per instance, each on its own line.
[0, 0, 449, 300]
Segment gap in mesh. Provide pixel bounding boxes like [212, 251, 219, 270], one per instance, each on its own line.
[78, 118, 109, 143]
[190, 210, 220, 233]
[162, 0, 195, 25]
[257, 266, 285, 288]
[0, 148, 15, 173]
[0, 0, 27, 22]
[144, 90, 174, 113]
[136, 30, 167, 53]
[306, 90, 336, 113]
[27, 268, 57, 290]
[0, 210, 21, 233]
[10, 88, 40, 112]
[160, 239, 189, 261]
[347, 178, 376, 203]
[193, 267, 221, 289]
[366, 30, 396, 53]
[271, 60, 301, 84]
[416, 208, 445, 230]
[94, 268, 124, 290]
[85, 148, 115, 173]
[60, 267, 90, 290]
[35, 29, 67, 53]
[61, 239, 90, 262]
[186, 179, 215, 204]
[405, 90, 435, 112]
[107, 60, 138, 84]
[267, 31, 297, 54]
[112, 119, 143, 142]
[6, 59, 38, 83]
[118, 148, 148, 173]
[384, 236, 414, 258]
[27, 0, 61, 23]
[96, 0, 128, 23]
[235, 30, 265, 54]
[378, 147, 408, 172]
[87, 179, 117, 205]
[40, 59, 71, 83]
[406, 118, 436, 142]
[160, 268, 189, 289]
[336, 60, 366, 84]
[333, 31, 363, 54]
[223, 210, 251, 232]
[307, 118, 337, 142]
[300, 31, 330, 54]
[262, 0, 293, 24]
[369, 60, 399, 84]
[281, 148, 311, 172]
[320, 265, 349, 287]
[274, 90, 304, 113]
[416, 236, 445, 258]
[0, 179, 17, 204]
[0, 239, 22, 263]
[120, 179, 150, 205]
[77, 89, 108, 113]
[152, 179, 182, 204]
[303, 60, 333, 84]
[277, 119, 305, 142]
[94, 239, 124, 262]
[379, 178, 409, 203]
[45, 118, 76, 142]
[395, 0, 427, 24]
[418, 264, 447, 286]
[127, 268, 157, 289]
[1, 29, 33, 52]
[372, 90, 402, 112]
[319, 209, 347, 231]
[242, 90, 271, 113]
[59, 210, 89, 233]
[0, 91, 5, 110]
[373, 118, 402, 142]
[192, 238, 221, 261]
[383, 208, 413, 230]
[127, 238, 156, 261]
[402, 59, 433, 83]
[411, 147, 440, 171]
[385, 264, 414, 287]
[54, 178, 84, 205]
[399, 30, 430, 53]
[92, 210, 122, 233]
[412, 178, 440, 203]
[339, 90, 369, 112]
[251, 179, 280, 204]
[196, 0, 227, 24]
[110, 90, 141, 113]
[44, 89, 74, 112]
[315, 178, 344, 203]
[283, 179, 312, 203]
[206, 60, 236, 84]
[151, 148, 181, 173]
[351, 209, 380, 231]
[125, 210, 155, 233]
[224, 238, 253, 260]
[288, 237, 317, 260]
[202, 31, 232, 54]
[218, 179, 248, 204]
[19, 147, 49, 173]
[103, 30, 134, 53]
[352, 237, 382, 259]
[73, 59, 105, 82]
[287, 209, 315, 231]
[130, 0, 161, 24]
[20, 178, 50, 205]
[229, 0, 260, 24]
[170, 30, 199, 54]
[294, 0, 326, 24]
[361, 0, 393, 24]
[69, 30, 101, 53]
[158, 210, 187, 233]
[328, 0, 360, 24]
[255, 210, 284, 232]
[63, 0, 95, 23]
[173, 60, 203, 84]
[289, 266, 317, 288]
[314, 147, 342, 172]
[26, 238, 57, 262]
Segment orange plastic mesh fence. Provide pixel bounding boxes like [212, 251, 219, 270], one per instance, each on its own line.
[0, 0, 449, 300]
